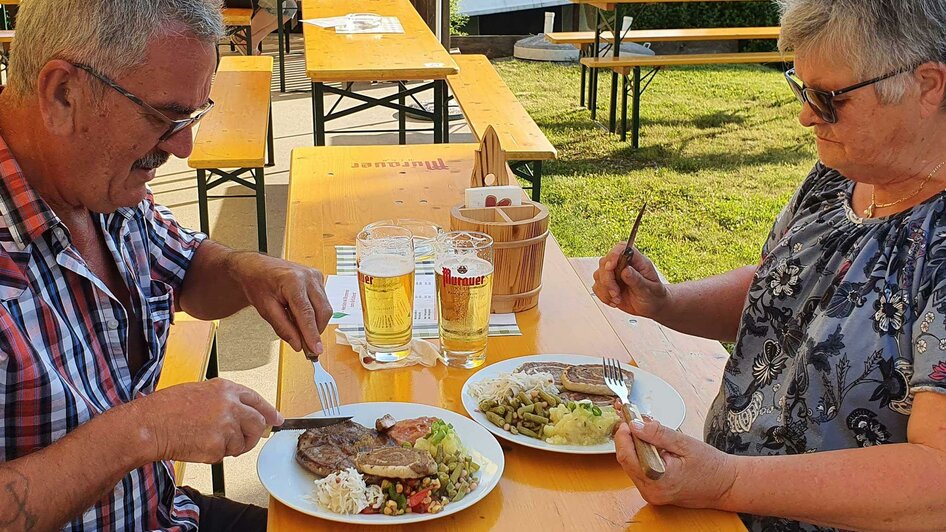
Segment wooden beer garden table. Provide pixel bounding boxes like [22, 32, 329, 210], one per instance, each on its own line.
[302, 0, 459, 146]
[269, 142, 745, 531]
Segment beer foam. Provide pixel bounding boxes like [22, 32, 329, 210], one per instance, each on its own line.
[435, 256, 493, 277]
[359, 254, 414, 277]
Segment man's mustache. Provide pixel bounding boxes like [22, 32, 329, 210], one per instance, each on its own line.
[133, 150, 170, 170]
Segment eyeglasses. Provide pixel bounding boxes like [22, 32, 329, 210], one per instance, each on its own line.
[70, 62, 214, 141]
[784, 66, 915, 123]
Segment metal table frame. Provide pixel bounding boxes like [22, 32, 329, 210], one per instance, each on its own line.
[311, 80, 450, 146]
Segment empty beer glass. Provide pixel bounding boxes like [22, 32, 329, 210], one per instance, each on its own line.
[356, 225, 415, 362]
[434, 231, 494, 368]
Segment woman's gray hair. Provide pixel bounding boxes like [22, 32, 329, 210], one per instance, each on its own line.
[778, 0, 946, 104]
[7, 0, 224, 99]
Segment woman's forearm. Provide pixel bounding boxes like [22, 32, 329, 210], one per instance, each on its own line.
[654, 265, 757, 343]
[722, 443, 946, 531]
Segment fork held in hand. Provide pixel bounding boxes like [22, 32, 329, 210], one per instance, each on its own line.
[305, 350, 341, 416]
[602, 357, 666, 480]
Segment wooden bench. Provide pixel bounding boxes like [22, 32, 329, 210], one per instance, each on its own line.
[189, 55, 274, 252]
[447, 54, 557, 201]
[568, 257, 729, 438]
[221, 7, 253, 56]
[581, 51, 792, 147]
[156, 314, 221, 489]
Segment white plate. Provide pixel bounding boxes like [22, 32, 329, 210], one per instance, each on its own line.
[460, 354, 686, 454]
[257, 402, 505, 525]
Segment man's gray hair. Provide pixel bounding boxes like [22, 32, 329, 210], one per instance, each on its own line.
[7, 0, 224, 99]
[778, 0, 946, 104]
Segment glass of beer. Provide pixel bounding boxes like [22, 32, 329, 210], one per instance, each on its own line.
[356, 225, 415, 362]
[433, 231, 494, 368]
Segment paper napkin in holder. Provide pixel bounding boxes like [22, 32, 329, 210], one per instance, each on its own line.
[335, 329, 443, 370]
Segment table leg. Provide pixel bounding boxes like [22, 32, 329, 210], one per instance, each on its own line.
[608, 6, 623, 134]
[313, 82, 326, 146]
[621, 73, 628, 142]
[433, 80, 444, 144]
[276, 0, 286, 92]
[196, 169, 210, 237]
[590, 8, 601, 118]
[443, 83, 450, 144]
[255, 167, 268, 253]
[246, 25, 253, 57]
[398, 82, 406, 145]
[632, 66, 641, 149]
[266, 103, 275, 166]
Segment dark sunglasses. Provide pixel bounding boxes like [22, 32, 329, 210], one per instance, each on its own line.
[784, 65, 916, 123]
[70, 61, 214, 141]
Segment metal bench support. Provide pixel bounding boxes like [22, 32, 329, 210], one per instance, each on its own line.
[509, 161, 544, 202]
[196, 167, 268, 253]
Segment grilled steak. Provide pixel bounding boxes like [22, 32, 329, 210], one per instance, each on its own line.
[296, 420, 396, 477]
[561, 364, 634, 396]
[559, 390, 618, 407]
[516, 361, 572, 387]
[386, 416, 438, 446]
[375, 414, 397, 432]
[355, 447, 437, 479]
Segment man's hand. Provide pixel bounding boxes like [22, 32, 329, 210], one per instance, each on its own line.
[614, 416, 736, 509]
[592, 243, 669, 319]
[226, 251, 333, 355]
[133, 379, 283, 464]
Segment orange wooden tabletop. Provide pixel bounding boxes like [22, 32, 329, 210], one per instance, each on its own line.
[268, 143, 745, 531]
[302, 0, 458, 82]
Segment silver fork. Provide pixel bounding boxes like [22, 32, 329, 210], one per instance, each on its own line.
[602, 357, 666, 480]
[306, 351, 341, 416]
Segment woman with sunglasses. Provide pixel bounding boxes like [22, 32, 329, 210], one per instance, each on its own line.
[592, 0, 946, 530]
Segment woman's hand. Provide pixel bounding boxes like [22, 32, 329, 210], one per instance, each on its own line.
[614, 416, 737, 509]
[592, 243, 669, 319]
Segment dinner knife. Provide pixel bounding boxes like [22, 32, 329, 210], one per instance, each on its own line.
[263, 416, 352, 437]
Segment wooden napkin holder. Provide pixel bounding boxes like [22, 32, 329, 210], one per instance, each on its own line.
[449, 126, 549, 313]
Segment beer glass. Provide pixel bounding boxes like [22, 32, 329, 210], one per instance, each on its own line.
[356, 225, 415, 362]
[433, 231, 494, 368]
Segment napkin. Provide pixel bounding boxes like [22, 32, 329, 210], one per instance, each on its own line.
[335, 329, 444, 370]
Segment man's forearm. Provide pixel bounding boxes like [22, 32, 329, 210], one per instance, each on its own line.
[0, 403, 151, 530]
[722, 444, 946, 531]
[652, 265, 756, 343]
[178, 240, 252, 320]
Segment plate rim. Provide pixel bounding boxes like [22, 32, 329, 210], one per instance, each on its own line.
[256, 401, 505, 525]
[459, 353, 686, 455]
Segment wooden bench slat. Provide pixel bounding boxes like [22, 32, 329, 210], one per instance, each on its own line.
[221, 7, 252, 27]
[189, 55, 273, 169]
[567, 257, 728, 438]
[546, 26, 780, 46]
[447, 55, 556, 161]
[582, 51, 792, 75]
[157, 314, 217, 484]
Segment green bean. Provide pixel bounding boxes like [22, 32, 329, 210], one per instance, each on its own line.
[509, 398, 521, 409]
[517, 391, 533, 405]
[478, 400, 496, 411]
[449, 466, 462, 484]
[534, 402, 546, 417]
[451, 486, 469, 502]
[538, 390, 559, 406]
[523, 413, 550, 424]
[470, 461, 480, 472]
[516, 423, 539, 438]
[489, 405, 506, 416]
[436, 444, 445, 463]
[438, 463, 449, 474]
[485, 411, 505, 428]
[516, 403, 535, 416]
[504, 411, 513, 424]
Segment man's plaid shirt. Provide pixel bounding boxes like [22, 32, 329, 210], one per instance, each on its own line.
[0, 133, 207, 530]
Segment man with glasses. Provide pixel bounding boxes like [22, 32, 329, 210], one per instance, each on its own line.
[592, 0, 946, 530]
[0, 1, 330, 531]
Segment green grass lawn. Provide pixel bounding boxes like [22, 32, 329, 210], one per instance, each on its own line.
[494, 59, 819, 283]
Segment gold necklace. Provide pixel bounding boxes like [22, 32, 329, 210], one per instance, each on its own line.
[864, 159, 946, 218]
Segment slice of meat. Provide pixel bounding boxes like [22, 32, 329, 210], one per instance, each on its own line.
[385, 417, 439, 446]
[559, 390, 618, 407]
[295, 420, 396, 477]
[560, 364, 634, 396]
[516, 361, 572, 387]
[375, 414, 397, 432]
[355, 447, 437, 479]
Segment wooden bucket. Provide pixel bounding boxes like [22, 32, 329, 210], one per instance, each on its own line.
[450, 201, 550, 313]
